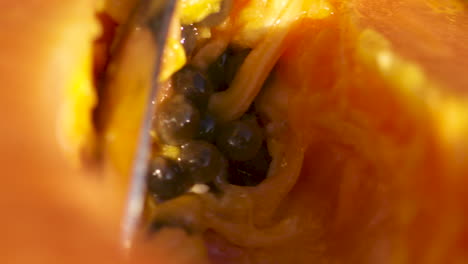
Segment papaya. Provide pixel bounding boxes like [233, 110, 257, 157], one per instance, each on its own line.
[0, 0, 467, 264]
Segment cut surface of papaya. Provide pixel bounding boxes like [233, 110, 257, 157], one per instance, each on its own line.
[0, 0, 468, 264]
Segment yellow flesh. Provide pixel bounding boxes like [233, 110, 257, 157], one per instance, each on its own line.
[57, 0, 101, 164]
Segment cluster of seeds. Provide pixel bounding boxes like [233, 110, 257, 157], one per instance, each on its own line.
[147, 48, 272, 202]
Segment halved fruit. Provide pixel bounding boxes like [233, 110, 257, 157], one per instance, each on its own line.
[1, 0, 467, 264]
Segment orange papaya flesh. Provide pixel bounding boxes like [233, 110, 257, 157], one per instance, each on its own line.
[0, 1, 193, 263]
[202, 1, 468, 263]
[1, 0, 468, 264]
[356, 0, 468, 95]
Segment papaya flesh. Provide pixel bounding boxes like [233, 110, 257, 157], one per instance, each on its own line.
[0, 0, 468, 264]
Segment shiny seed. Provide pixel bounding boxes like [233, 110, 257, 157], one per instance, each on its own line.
[178, 140, 227, 183]
[197, 112, 217, 142]
[155, 95, 200, 145]
[227, 143, 271, 186]
[147, 156, 193, 201]
[173, 66, 212, 109]
[216, 117, 263, 161]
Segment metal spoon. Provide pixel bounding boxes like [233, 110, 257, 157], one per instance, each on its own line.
[104, 0, 178, 249]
